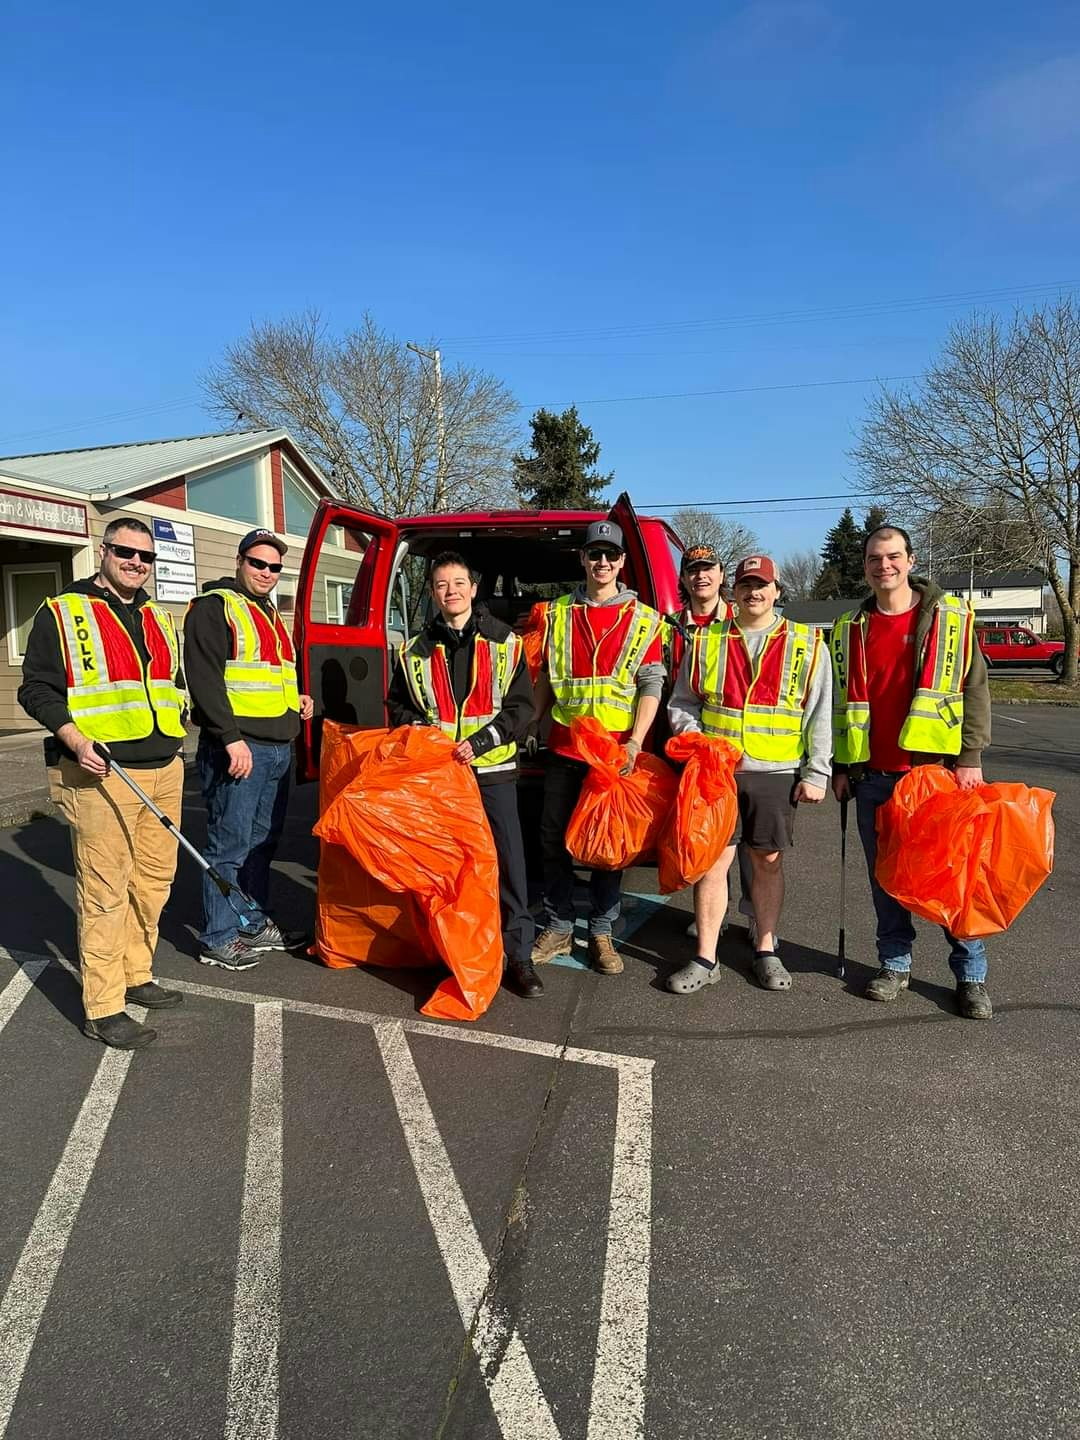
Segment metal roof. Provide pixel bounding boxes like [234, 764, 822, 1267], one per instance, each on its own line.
[781, 598, 855, 625]
[937, 569, 1045, 588]
[0, 428, 327, 500]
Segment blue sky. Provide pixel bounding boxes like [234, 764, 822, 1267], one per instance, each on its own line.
[2, 0, 1079, 557]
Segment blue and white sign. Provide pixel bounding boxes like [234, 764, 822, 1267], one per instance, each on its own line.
[152, 517, 197, 600]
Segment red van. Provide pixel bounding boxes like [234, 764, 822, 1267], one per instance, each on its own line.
[293, 492, 685, 779]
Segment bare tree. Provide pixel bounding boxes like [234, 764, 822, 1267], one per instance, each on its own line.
[779, 548, 821, 601]
[670, 509, 760, 570]
[852, 300, 1080, 684]
[203, 311, 521, 516]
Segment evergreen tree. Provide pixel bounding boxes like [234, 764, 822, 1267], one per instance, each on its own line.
[513, 406, 613, 509]
[813, 508, 867, 598]
[863, 504, 889, 537]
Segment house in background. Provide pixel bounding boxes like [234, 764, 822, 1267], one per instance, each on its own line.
[936, 569, 1046, 633]
[780, 597, 855, 634]
[0, 429, 355, 730]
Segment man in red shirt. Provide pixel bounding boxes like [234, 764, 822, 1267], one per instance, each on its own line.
[530, 520, 665, 975]
[831, 525, 993, 1019]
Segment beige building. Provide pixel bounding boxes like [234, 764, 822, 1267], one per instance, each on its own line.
[0, 428, 354, 730]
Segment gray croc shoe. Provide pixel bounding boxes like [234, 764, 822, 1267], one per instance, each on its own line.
[751, 952, 792, 991]
[667, 959, 723, 994]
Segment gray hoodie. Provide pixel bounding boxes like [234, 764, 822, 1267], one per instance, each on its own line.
[562, 583, 666, 699]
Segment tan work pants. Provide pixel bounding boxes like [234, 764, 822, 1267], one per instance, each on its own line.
[51, 756, 183, 1019]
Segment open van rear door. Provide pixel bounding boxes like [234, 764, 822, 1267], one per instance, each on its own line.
[294, 499, 401, 779]
[609, 491, 656, 604]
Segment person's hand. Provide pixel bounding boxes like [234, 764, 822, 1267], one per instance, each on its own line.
[73, 735, 109, 778]
[794, 780, 826, 804]
[226, 739, 253, 779]
[452, 739, 475, 764]
[832, 773, 851, 803]
[522, 733, 539, 759]
[299, 694, 315, 721]
[955, 765, 984, 791]
[619, 738, 642, 776]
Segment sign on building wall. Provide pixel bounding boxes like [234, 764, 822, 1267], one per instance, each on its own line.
[152, 517, 198, 602]
[0, 486, 89, 538]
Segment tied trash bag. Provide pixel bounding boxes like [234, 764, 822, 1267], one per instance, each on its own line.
[518, 601, 549, 683]
[874, 764, 1056, 939]
[313, 721, 504, 1021]
[565, 718, 678, 870]
[657, 733, 740, 893]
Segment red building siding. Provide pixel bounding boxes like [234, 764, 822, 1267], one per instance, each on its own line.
[270, 448, 285, 532]
[130, 474, 187, 509]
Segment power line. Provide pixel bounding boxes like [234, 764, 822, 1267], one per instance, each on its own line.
[527, 373, 919, 409]
[0, 396, 203, 452]
[648, 492, 856, 510]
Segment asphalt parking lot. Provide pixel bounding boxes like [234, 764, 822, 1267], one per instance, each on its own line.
[0, 705, 1076, 1440]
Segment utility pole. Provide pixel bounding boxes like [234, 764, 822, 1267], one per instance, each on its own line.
[406, 342, 446, 499]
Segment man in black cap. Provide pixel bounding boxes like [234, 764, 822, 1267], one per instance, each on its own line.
[529, 520, 665, 975]
[183, 529, 314, 969]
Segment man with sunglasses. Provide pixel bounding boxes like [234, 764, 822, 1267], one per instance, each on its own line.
[18, 516, 186, 1048]
[184, 529, 314, 970]
[530, 520, 665, 975]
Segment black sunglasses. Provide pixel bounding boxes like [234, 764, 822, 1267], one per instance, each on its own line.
[243, 556, 284, 574]
[586, 547, 622, 561]
[105, 542, 156, 564]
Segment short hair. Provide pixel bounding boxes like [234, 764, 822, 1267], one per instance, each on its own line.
[429, 550, 475, 585]
[103, 516, 154, 544]
[863, 524, 914, 559]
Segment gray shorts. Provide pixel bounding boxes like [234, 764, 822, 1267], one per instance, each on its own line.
[730, 771, 798, 852]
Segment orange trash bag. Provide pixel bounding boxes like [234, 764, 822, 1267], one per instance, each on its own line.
[657, 733, 740, 893]
[518, 601, 549, 682]
[874, 764, 1056, 939]
[565, 718, 678, 870]
[313, 721, 504, 1021]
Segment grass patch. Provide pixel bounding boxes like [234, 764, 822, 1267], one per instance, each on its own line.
[990, 678, 1080, 705]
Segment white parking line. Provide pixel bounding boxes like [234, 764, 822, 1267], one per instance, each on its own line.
[225, 1003, 284, 1440]
[0, 957, 48, 1037]
[376, 1021, 561, 1440]
[993, 710, 1028, 725]
[0, 1009, 144, 1438]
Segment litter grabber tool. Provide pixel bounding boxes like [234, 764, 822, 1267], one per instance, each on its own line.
[836, 793, 848, 980]
[92, 743, 261, 931]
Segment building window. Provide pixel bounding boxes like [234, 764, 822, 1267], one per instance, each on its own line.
[980, 588, 994, 598]
[326, 577, 353, 624]
[275, 573, 297, 618]
[282, 459, 319, 537]
[5, 563, 62, 663]
[187, 455, 263, 526]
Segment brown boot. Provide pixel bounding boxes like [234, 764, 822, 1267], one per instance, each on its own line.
[531, 928, 573, 964]
[588, 933, 624, 976]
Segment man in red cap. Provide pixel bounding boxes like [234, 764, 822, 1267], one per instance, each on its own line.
[667, 554, 831, 994]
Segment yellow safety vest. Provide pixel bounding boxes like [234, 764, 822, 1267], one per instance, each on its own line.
[194, 588, 299, 719]
[401, 632, 522, 771]
[48, 593, 185, 743]
[546, 593, 661, 733]
[830, 595, 972, 764]
[691, 619, 820, 763]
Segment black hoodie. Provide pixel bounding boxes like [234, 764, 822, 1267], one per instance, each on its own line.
[183, 575, 300, 747]
[17, 577, 185, 770]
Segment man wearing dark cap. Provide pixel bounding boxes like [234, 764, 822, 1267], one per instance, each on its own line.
[184, 530, 314, 969]
[529, 519, 665, 976]
[668, 554, 831, 995]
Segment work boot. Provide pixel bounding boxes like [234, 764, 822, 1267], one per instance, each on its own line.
[957, 981, 993, 1020]
[124, 982, 183, 1009]
[83, 1012, 157, 1049]
[588, 933, 624, 976]
[243, 919, 308, 954]
[531, 928, 573, 965]
[504, 958, 545, 999]
[198, 937, 260, 971]
[864, 967, 910, 1003]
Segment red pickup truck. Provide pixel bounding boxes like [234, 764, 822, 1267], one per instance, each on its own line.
[975, 624, 1068, 676]
[292, 492, 685, 779]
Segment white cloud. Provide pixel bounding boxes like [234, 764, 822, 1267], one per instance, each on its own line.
[957, 55, 1080, 206]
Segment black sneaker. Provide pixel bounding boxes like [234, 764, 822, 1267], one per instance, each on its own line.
[864, 967, 910, 1003]
[242, 920, 308, 954]
[125, 982, 183, 1009]
[198, 937, 261, 971]
[504, 958, 545, 999]
[957, 981, 993, 1021]
[83, 1012, 158, 1049]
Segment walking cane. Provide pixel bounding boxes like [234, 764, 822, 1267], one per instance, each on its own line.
[93, 743, 261, 931]
[837, 793, 849, 980]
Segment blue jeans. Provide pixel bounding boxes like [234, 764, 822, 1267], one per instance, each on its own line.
[853, 770, 987, 983]
[197, 735, 292, 948]
[540, 754, 622, 936]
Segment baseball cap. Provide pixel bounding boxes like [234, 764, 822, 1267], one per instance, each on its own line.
[583, 520, 625, 552]
[238, 528, 288, 557]
[681, 542, 723, 571]
[734, 554, 779, 585]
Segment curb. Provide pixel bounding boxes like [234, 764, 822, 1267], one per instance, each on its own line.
[991, 697, 1080, 707]
[0, 793, 59, 829]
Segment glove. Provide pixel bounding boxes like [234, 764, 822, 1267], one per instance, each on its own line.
[523, 734, 540, 759]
